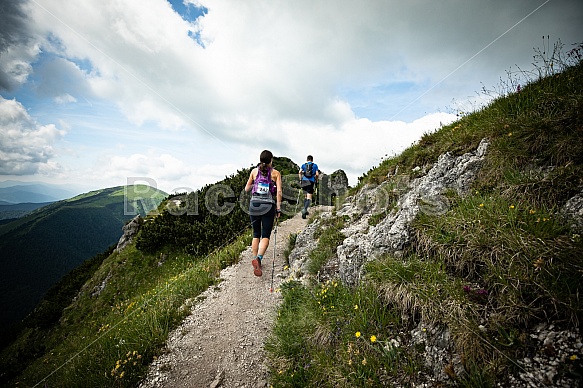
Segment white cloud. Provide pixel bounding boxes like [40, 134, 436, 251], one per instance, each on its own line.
[91, 150, 242, 193]
[0, 45, 39, 90]
[0, 1, 40, 91]
[275, 112, 457, 185]
[1, 0, 581, 191]
[0, 96, 65, 175]
[55, 94, 78, 104]
[26, 0, 582, 138]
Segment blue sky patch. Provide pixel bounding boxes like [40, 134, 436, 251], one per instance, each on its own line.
[167, 0, 208, 23]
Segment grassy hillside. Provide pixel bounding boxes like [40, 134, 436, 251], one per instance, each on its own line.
[0, 185, 166, 333]
[266, 49, 583, 386]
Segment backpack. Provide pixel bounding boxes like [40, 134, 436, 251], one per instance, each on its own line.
[252, 166, 276, 198]
[303, 162, 314, 178]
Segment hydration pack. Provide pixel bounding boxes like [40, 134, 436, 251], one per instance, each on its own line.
[252, 166, 276, 198]
[303, 162, 314, 178]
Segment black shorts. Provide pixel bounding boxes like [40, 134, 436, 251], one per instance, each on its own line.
[301, 180, 315, 194]
[249, 200, 276, 239]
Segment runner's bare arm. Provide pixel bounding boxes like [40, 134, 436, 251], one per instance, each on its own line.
[245, 169, 256, 192]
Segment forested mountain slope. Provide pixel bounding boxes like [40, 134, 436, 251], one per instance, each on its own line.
[0, 185, 166, 333]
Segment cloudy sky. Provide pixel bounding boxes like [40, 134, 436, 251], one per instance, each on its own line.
[1, 0, 582, 194]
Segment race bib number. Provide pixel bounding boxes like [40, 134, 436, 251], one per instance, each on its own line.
[256, 182, 270, 195]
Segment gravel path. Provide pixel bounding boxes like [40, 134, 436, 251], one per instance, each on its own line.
[139, 211, 311, 388]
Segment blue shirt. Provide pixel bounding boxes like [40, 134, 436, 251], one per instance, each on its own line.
[301, 162, 318, 182]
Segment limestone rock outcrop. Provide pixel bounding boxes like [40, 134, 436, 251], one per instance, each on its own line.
[336, 139, 489, 286]
[116, 215, 143, 252]
[316, 169, 349, 206]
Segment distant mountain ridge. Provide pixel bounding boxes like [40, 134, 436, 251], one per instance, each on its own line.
[0, 185, 167, 332]
[0, 181, 79, 204]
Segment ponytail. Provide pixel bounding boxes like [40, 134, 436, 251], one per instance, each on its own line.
[258, 150, 273, 176]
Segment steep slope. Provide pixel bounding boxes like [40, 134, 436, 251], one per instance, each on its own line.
[0, 185, 166, 332]
[267, 60, 583, 386]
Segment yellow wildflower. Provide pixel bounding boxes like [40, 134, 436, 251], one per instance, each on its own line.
[509, 205, 515, 209]
[355, 331, 361, 338]
[570, 355, 578, 361]
[370, 335, 377, 343]
[354, 304, 359, 310]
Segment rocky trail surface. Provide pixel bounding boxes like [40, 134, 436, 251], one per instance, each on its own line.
[139, 210, 314, 388]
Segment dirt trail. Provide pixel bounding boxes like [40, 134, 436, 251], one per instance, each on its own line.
[139, 211, 312, 388]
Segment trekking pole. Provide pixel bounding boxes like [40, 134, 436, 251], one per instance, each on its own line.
[269, 216, 279, 293]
